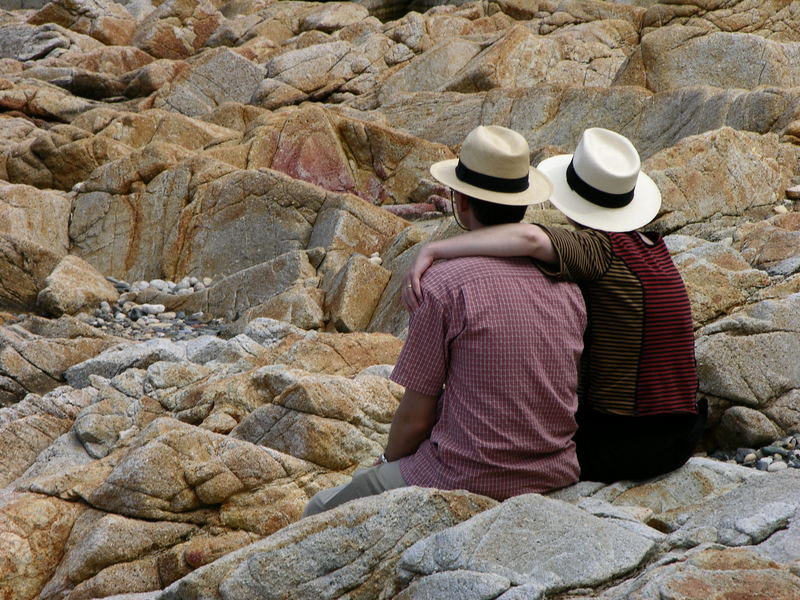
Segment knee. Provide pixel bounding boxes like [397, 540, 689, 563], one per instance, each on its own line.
[302, 492, 327, 518]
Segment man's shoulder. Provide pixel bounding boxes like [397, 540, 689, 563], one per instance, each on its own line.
[422, 255, 546, 291]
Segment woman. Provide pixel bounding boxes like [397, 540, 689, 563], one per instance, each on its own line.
[404, 127, 706, 483]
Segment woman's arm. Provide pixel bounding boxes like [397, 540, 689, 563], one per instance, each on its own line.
[402, 223, 557, 310]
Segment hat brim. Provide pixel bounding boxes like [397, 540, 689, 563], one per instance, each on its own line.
[430, 159, 552, 206]
[536, 154, 662, 232]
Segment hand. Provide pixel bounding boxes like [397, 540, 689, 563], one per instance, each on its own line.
[402, 246, 434, 311]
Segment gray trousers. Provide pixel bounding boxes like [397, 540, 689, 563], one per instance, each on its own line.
[303, 461, 407, 517]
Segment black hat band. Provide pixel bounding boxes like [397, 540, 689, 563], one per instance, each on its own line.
[455, 160, 529, 194]
[566, 159, 634, 209]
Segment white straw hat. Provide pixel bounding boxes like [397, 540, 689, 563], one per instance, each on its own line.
[536, 128, 662, 232]
[430, 125, 552, 206]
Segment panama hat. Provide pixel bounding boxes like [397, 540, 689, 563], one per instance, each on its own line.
[536, 128, 662, 232]
[430, 125, 552, 206]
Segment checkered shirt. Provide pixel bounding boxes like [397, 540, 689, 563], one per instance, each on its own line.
[391, 256, 586, 500]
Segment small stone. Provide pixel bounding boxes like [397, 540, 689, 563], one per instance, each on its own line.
[159, 312, 176, 320]
[177, 288, 194, 296]
[176, 279, 192, 291]
[99, 301, 112, 313]
[761, 445, 789, 458]
[756, 457, 773, 471]
[119, 292, 138, 303]
[786, 185, 800, 200]
[768, 460, 788, 472]
[735, 448, 757, 464]
[140, 304, 166, 315]
[774, 205, 788, 214]
[150, 279, 168, 291]
[193, 282, 206, 292]
[369, 256, 382, 265]
[128, 307, 143, 320]
[189, 277, 198, 286]
[202, 277, 212, 287]
[788, 458, 800, 469]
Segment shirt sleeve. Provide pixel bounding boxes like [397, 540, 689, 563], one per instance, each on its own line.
[390, 287, 450, 396]
[536, 227, 613, 283]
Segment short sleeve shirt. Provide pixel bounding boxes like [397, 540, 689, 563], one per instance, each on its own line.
[390, 256, 586, 500]
[539, 227, 699, 417]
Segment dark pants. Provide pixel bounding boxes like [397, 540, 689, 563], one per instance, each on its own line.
[574, 398, 708, 483]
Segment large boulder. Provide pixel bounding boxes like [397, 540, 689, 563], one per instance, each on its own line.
[634, 27, 800, 92]
[0, 315, 124, 405]
[132, 0, 222, 60]
[159, 487, 496, 600]
[37, 254, 119, 317]
[27, 0, 137, 46]
[0, 182, 70, 254]
[0, 233, 64, 311]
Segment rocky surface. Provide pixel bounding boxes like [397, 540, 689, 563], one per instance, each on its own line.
[1, 0, 800, 598]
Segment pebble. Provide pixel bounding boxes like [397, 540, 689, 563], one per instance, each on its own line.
[86, 276, 228, 342]
[786, 185, 800, 200]
[768, 460, 788, 472]
[720, 433, 800, 473]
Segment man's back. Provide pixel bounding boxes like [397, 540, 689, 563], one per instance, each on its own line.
[390, 255, 586, 500]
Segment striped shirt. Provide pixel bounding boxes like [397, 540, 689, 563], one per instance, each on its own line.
[541, 227, 698, 417]
[390, 256, 586, 500]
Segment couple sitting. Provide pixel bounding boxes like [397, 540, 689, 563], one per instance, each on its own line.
[304, 125, 707, 517]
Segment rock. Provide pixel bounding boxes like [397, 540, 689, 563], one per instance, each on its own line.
[153, 47, 263, 117]
[717, 406, 783, 451]
[27, 0, 137, 46]
[4, 121, 132, 191]
[668, 236, 771, 326]
[37, 255, 119, 317]
[84, 418, 317, 530]
[594, 546, 800, 600]
[159, 487, 496, 600]
[0, 315, 123, 405]
[0, 386, 96, 486]
[647, 128, 799, 234]
[73, 394, 164, 458]
[299, 1, 369, 33]
[71, 107, 240, 151]
[0, 492, 85, 600]
[668, 469, 800, 548]
[395, 493, 655, 597]
[231, 370, 401, 470]
[634, 27, 800, 92]
[65, 338, 186, 389]
[326, 254, 392, 332]
[0, 233, 64, 312]
[731, 214, 800, 276]
[592, 458, 763, 533]
[233, 285, 326, 332]
[132, 0, 222, 60]
[0, 182, 70, 254]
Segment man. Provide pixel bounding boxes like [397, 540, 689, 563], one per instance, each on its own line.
[303, 125, 586, 517]
[403, 127, 706, 483]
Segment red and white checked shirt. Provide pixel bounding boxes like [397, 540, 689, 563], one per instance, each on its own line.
[390, 256, 586, 500]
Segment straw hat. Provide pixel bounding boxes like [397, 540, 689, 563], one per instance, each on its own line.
[430, 125, 552, 206]
[536, 128, 662, 232]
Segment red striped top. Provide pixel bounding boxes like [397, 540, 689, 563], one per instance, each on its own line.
[541, 228, 698, 417]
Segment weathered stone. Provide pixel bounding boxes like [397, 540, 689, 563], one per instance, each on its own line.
[633, 27, 800, 93]
[37, 255, 119, 317]
[595, 546, 800, 600]
[0, 316, 122, 405]
[74, 394, 165, 458]
[731, 214, 800, 276]
[0, 492, 85, 600]
[300, 1, 369, 33]
[668, 469, 800, 549]
[4, 121, 133, 191]
[72, 107, 240, 151]
[668, 236, 771, 326]
[396, 493, 655, 596]
[0, 233, 64, 312]
[153, 47, 263, 117]
[85, 418, 317, 530]
[716, 406, 783, 451]
[326, 254, 391, 332]
[159, 487, 496, 600]
[0, 182, 70, 254]
[65, 338, 186, 389]
[231, 371, 401, 470]
[233, 285, 326, 332]
[0, 386, 95, 486]
[132, 0, 222, 60]
[27, 0, 137, 46]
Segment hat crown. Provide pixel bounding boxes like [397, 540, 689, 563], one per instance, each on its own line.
[572, 128, 641, 195]
[459, 125, 531, 180]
